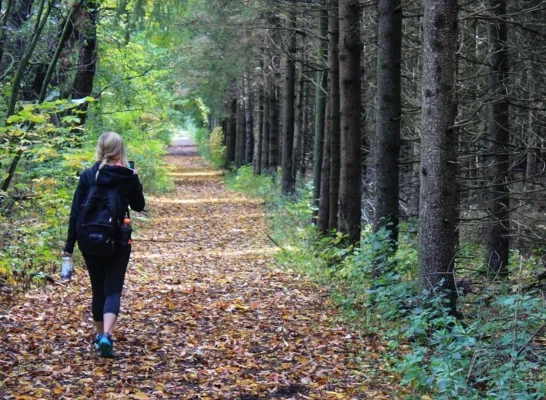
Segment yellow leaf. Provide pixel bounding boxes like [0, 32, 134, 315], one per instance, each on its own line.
[134, 392, 150, 400]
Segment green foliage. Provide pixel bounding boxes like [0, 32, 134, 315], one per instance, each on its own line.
[195, 127, 226, 169]
[226, 165, 276, 200]
[227, 174, 546, 399]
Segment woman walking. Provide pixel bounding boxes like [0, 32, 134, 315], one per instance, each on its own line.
[63, 132, 145, 358]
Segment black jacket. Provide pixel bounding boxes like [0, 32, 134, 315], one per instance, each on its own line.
[64, 162, 145, 253]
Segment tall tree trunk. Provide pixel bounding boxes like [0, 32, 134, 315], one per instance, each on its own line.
[255, 84, 264, 175]
[244, 70, 254, 165]
[39, 1, 82, 102]
[485, 0, 510, 276]
[338, 0, 362, 244]
[6, 0, 49, 118]
[373, 0, 402, 246]
[225, 97, 237, 167]
[318, 102, 331, 233]
[281, 4, 297, 194]
[328, 1, 341, 232]
[235, 92, 246, 168]
[418, 0, 458, 312]
[410, 136, 420, 216]
[261, 81, 271, 173]
[312, 6, 329, 222]
[300, 74, 310, 175]
[70, 0, 99, 126]
[1, 0, 50, 192]
[292, 60, 304, 183]
[269, 85, 280, 175]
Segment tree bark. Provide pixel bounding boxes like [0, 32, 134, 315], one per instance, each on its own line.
[235, 92, 246, 168]
[244, 70, 254, 165]
[292, 60, 304, 183]
[373, 0, 402, 245]
[39, 1, 82, 102]
[261, 81, 270, 173]
[312, 6, 329, 222]
[338, 0, 362, 244]
[70, 0, 99, 126]
[318, 101, 331, 234]
[6, 0, 49, 118]
[418, 0, 458, 312]
[225, 97, 237, 167]
[485, 0, 510, 276]
[1, 0, 50, 192]
[268, 84, 280, 175]
[281, 3, 297, 194]
[255, 84, 264, 175]
[328, 1, 341, 232]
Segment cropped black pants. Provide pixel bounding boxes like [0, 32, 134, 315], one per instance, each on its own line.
[84, 245, 131, 321]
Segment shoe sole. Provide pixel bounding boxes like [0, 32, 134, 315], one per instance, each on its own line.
[99, 341, 114, 358]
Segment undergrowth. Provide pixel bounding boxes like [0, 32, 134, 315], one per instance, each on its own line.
[0, 102, 174, 287]
[225, 165, 546, 400]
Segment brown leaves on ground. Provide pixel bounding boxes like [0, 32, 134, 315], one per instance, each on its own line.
[0, 152, 400, 399]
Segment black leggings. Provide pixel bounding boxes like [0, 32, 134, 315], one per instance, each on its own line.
[84, 245, 131, 321]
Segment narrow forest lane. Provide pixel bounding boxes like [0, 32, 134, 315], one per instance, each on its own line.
[0, 149, 398, 399]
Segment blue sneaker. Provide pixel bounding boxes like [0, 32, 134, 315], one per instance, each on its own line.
[99, 334, 114, 358]
[94, 334, 100, 350]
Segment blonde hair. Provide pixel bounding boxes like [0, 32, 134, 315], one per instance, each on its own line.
[95, 131, 128, 180]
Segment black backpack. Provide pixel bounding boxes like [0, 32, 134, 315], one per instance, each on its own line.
[76, 169, 126, 257]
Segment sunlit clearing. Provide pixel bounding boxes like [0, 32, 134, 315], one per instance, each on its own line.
[169, 172, 223, 177]
[146, 197, 263, 205]
[151, 213, 264, 222]
[130, 247, 279, 259]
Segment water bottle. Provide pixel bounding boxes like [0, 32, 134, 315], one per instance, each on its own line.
[120, 217, 132, 244]
[61, 256, 74, 281]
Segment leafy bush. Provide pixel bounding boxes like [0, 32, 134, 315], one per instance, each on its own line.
[226, 165, 276, 200]
[195, 126, 226, 169]
[226, 172, 546, 399]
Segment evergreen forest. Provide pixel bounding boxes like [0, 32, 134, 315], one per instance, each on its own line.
[1, 0, 546, 399]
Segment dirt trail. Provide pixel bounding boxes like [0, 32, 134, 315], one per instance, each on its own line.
[0, 150, 396, 399]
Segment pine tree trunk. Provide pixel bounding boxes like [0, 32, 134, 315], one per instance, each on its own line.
[338, 0, 362, 244]
[328, 1, 341, 232]
[312, 6, 329, 221]
[269, 85, 280, 175]
[300, 75, 310, 175]
[261, 81, 270, 173]
[255, 85, 264, 175]
[373, 0, 402, 244]
[485, 0, 510, 276]
[244, 70, 254, 165]
[418, 0, 459, 312]
[281, 4, 297, 194]
[226, 97, 237, 167]
[235, 93, 246, 168]
[318, 102, 331, 233]
[292, 61, 304, 183]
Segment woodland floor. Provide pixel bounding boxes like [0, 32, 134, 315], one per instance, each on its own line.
[0, 147, 400, 399]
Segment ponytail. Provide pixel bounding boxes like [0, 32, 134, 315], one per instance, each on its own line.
[95, 156, 108, 181]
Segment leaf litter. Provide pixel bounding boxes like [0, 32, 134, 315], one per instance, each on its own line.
[0, 151, 401, 399]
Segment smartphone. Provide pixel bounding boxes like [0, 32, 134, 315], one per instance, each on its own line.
[128, 160, 135, 170]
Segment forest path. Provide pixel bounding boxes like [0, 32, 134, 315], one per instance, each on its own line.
[0, 149, 397, 399]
